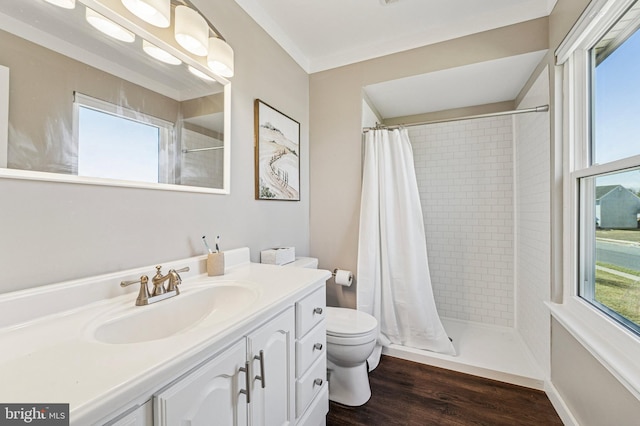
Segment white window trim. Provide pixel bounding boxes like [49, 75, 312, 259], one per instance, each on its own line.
[73, 92, 176, 184]
[551, 0, 640, 400]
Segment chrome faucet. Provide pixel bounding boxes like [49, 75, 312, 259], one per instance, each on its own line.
[121, 265, 190, 306]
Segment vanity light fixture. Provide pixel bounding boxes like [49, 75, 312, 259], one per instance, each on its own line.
[53, 0, 233, 80]
[208, 37, 234, 78]
[142, 40, 182, 65]
[86, 8, 135, 43]
[174, 5, 209, 56]
[187, 65, 215, 81]
[43, 0, 76, 9]
[121, 0, 170, 28]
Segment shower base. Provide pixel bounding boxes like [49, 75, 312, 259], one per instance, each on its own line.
[382, 317, 545, 390]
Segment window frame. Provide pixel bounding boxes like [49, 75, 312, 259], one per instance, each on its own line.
[553, 0, 640, 400]
[73, 92, 175, 184]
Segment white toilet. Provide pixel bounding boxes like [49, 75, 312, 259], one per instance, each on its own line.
[325, 306, 378, 406]
[283, 257, 378, 406]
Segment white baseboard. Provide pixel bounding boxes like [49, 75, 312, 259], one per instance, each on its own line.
[545, 380, 579, 426]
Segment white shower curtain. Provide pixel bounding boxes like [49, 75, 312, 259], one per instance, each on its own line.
[357, 128, 456, 367]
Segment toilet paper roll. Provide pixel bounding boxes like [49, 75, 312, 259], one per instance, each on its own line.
[334, 269, 353, 286]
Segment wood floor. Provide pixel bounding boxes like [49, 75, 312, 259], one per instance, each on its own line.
[326, 356, 563, 426]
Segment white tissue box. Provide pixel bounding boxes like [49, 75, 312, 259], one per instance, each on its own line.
[261, 247, 296, 265]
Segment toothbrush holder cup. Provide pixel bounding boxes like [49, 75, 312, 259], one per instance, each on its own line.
[207, 252, 225, 276]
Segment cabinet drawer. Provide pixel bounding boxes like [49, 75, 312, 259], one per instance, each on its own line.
[296, 355, 327, 418]
[296, 382, 328, 426]
[296, 321, 326, 377]
[296, 287, 326, 338]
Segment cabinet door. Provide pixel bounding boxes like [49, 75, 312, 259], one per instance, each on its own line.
[247, 307, 295, 426]
[106, 400, 152, 426]
[154, 339, 249, 426]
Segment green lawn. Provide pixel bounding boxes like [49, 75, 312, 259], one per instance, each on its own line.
[595, 265, 640, 324]
[596, 229, 640, 243]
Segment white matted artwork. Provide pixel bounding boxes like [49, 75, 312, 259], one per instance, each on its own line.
[254, 99, 300, 201]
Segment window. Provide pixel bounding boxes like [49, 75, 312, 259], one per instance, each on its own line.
[74, 93, 174, 184]
[554, 0, 640, 395]
[571, 1, 640, 335]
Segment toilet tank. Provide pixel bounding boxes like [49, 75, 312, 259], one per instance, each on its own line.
[284, 257, 318, 269]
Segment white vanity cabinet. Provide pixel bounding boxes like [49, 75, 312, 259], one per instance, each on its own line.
[154, 307, 295, 426]
[154, 339, 249, 425]
[247, 307, 295, 425]
[294, 287, 329, 426]
[106, 401, 153, 426]
[0, 248, 332, 426]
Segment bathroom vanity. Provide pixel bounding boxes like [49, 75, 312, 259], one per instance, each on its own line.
[0, 248, 330, 425]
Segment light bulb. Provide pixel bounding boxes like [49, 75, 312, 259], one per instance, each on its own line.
[43, 0, 76, 9]
[188, 66, 215, 82]
[208, 37, 234, 78]
[86, 8, 135, 43]
[121, 0, 170, 28]
[142, 40, 181, 65]
[174, 6, 208, 57]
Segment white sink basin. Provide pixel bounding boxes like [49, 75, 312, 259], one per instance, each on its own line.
[92, 284, 259, 344]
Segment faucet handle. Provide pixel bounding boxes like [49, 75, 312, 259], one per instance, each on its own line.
[166, 266, 190, 294]
[120, 275, 151, 306]
[121, 275, 144, 287]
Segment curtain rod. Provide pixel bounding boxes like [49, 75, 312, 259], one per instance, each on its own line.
[363, 104, 549, 132]
[182, 146, 223, 153]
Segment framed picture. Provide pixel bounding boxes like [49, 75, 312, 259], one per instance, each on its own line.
[254, 99, 300, 201]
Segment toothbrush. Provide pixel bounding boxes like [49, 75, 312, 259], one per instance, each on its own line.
[202, 236, 213, 254]
[215, 235, 220, 253]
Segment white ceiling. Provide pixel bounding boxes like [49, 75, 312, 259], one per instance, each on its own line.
[364, 50, 548, 119]
[232, 0, 557, 73]
[233, 0, 556, 118]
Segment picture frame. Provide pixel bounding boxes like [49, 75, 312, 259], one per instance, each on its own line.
[254, 99, 301, 201]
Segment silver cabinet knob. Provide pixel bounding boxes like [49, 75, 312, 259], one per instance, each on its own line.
[314, 378, 323, 386]
[313, 307, 323, 315]
[313, 343, 323, 351]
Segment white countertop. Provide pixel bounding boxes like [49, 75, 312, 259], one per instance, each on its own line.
[0, 248, 330, 425]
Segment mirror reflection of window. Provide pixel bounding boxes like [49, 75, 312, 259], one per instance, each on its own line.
[74, 93, 174, 183]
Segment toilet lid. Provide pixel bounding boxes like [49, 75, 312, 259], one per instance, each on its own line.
[325, 307, 378, 337]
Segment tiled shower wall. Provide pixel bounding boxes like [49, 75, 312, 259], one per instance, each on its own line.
[409, 116, 514, 326]
[514, 68, 551, 376]
[180, 128, 224, 188]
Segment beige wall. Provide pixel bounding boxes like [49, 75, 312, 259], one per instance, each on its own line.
[552, 318, 640, 425]
[0, 0, 310, 293]
[309, 18, 548, 307]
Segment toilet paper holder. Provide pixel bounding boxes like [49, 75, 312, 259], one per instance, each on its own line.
[332, 269, 354, 286]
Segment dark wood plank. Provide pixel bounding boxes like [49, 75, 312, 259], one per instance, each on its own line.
[327, 355, 563, 426]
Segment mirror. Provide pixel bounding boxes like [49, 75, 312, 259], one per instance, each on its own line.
[0, 0, 230, 193]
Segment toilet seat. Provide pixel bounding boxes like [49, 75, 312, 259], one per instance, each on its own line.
[326, 307, 377, 345]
